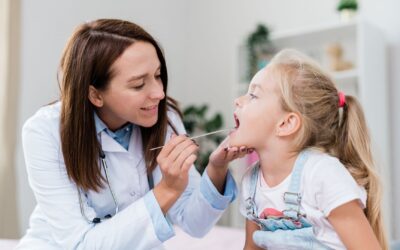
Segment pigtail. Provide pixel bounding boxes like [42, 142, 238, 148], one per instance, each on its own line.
[336, 95, 388, 250]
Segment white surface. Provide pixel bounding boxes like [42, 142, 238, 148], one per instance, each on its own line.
[362, 0, 400, 240]
[0, 239, 18, 250]
[164, 226, 245, 250]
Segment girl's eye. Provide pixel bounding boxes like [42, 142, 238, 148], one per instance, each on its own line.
[155, 74, 161, 79]
[249, 93, 257, 99]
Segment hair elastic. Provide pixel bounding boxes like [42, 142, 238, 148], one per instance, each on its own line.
[338, 91, 346, 108]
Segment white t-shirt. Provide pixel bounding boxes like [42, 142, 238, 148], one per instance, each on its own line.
[239, 150, 367, 249]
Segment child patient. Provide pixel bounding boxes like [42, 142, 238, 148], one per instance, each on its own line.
[229, 49, 387, 249]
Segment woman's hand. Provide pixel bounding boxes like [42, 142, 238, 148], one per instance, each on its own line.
[208, 136, 253, 170]
[207, 136, 253, 193]
[153, 134, 199, 214]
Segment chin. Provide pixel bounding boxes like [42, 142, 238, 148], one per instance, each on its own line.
[137, 117, 158, 128]
[229, 131, 256, 148]
[228, 131, 244, 147]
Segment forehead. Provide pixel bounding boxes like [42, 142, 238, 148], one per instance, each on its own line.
[111, 41, 160, 74]
[249, 66, 278, 92]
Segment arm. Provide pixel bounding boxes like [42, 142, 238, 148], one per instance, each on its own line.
[244, 219, 264, 250]
[167, 137, 250, 237]
[207, 136, 251, 193]
[328, 200, 381, 250]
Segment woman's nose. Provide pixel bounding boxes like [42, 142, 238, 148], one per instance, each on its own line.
[150, 80, 165, 100]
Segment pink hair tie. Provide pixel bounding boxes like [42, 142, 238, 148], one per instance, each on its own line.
[338, 91, 346, 108]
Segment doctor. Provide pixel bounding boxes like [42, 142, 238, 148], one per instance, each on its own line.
[17, 19, 250, 250]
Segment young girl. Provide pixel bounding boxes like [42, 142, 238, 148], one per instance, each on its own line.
[230, 49, 387, 249]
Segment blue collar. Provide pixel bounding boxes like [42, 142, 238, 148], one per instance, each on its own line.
[94, 113, 133, 151]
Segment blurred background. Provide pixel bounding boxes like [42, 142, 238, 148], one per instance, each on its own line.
[1, 0, 399, 247]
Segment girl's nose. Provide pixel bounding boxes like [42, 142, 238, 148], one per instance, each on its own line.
[235, 95, 244, 107]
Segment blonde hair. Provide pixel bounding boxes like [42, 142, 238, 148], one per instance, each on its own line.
[269, 49, 387, 249]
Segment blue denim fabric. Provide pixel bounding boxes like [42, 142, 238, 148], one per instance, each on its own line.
[253, 227, 331, 250]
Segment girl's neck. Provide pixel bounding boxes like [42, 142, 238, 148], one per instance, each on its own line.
[257, 147, 299, 187]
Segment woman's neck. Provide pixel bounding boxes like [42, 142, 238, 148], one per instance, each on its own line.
[257, 147, 299, 187]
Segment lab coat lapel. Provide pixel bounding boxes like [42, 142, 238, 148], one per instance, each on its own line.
[100, 131, 126, 153]
[128, 126, 143, 161]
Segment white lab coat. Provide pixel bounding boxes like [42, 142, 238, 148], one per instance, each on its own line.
[17, 102, 236, 250]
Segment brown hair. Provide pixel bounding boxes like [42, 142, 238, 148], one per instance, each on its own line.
[269, 49, 387, 249]
[59, 19, 181, 192]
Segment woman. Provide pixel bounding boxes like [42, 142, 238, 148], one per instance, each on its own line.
[17, 19, 249, 249]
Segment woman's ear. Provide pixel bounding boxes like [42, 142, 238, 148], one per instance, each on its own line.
[276, 112, 301, 137]
[88, 85, 103, 108]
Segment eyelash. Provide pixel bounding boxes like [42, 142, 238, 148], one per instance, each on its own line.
[133, 84, 145, 90]
[132, 74, 161, 90]
[249, 93, 257, 99]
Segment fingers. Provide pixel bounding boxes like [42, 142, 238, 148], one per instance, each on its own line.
[158, 133, 186, 159]
[157, 133, 198, 175]
[170, 141, 198, 174]
[223, 146, 255, 161]
[169, 137, 197, 162]
[181, 154, 197, 173]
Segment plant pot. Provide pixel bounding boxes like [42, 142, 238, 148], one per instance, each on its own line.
[340, 9, 357, 22]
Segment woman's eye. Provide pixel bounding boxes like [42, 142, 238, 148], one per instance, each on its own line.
[155, 74, 161, 79]
[133, 83, 145, 90]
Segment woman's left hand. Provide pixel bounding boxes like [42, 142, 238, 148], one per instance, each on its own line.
[206, 136, 253, 193]
[208, 136, 253, 170]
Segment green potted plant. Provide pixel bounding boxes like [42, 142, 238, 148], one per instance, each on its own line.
[246, 24, 274, 81]
[182, 104, 224, 174]
[337, 0, 358, 22]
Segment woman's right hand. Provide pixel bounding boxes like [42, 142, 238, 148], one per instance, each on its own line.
[153, 134, 199, 214]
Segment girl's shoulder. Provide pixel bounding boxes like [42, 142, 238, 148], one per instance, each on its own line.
[303, 149, 348, 178]
[302, 149, 367, 215]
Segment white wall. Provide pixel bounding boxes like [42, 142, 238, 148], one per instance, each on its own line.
[361, 0, 400, 240]
[15, 0, 400, 241]
[182, 0, 339, 125]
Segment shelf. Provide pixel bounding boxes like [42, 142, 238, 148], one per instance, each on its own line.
[270, 21, 357, 43]
[331, 68, 358, 81]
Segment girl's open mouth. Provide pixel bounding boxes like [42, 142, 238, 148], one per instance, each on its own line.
[234, 113, 240, 129]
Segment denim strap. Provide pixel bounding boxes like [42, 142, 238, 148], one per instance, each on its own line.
[283, 151, 309, 219]
[245, 164, 261, 222]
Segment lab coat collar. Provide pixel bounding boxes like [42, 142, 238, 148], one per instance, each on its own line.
[99, 126, 143, 160]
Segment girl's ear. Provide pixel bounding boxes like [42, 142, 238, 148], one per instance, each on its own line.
[276, 112, 301, 137]
[88, 85, 104, 108]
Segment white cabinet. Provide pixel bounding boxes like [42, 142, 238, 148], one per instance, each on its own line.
[228, 20, 391, 231]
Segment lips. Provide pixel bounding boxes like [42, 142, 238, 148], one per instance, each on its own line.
[141, 104, 158, 111]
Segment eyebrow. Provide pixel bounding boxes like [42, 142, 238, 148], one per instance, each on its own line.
[127, 65, 161, 83]
[249, 83, 264, 92]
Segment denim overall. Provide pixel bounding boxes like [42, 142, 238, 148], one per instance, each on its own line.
[245, 151, 332, 249]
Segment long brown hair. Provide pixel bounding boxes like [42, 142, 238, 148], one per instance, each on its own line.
[269, 49, 387, 249]
[59, 19, 180, 192]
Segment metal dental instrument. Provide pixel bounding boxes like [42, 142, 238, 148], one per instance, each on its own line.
[149, 128, 231, 151]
